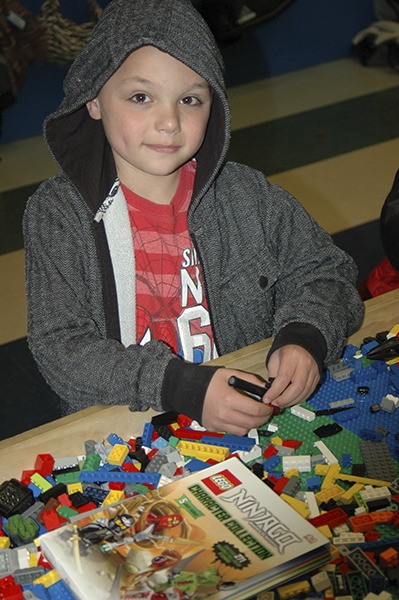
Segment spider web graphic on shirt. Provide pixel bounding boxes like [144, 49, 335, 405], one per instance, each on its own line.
[135, 221, 185, 354]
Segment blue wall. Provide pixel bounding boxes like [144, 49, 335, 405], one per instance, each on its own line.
[1, 0, 375, 143]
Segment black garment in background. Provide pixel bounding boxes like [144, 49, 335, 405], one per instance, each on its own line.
[380, 169, 399, 271]
[198, 0, 296, 44]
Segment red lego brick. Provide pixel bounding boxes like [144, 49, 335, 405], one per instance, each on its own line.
[57, 493, 72, 507]
[109, 481, 125, 491]
[34, 453, 55, 476]
[272, 476, 289, 495]
[76, 502, 97, 513]
[282, 439, 303, 450]
[122, 461, 140, 472]
[177, 414, 193, 428]
[308, 507, 348, 529]
[20, 470, 35, 486]
[263, 445, 278, 458]
[41, 508, 66, 531]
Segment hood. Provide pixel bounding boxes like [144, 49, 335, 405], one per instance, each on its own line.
[44, 0, 231, 213]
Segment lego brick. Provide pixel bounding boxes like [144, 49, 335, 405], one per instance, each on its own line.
[360, 440, 397, 482]
[0, 480, 34, 518]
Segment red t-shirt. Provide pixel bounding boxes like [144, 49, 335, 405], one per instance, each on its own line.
[121, 161, 217, 363]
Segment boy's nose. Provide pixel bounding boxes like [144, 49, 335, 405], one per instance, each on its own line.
[155, 106, 181, 134]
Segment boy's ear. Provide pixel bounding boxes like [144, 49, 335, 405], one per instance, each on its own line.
[86, 98, 102, 120]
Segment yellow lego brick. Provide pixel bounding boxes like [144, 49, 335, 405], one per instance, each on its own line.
[315, 484, 345, 505]
[34, 569, 61, 588]
[317, 524, 333, 539]
[335, 473, 391, 487]
[280, 494, 310, 519]
[277, 579, 310, 600]
[102, 490, 125, 506]
[387, 357, 399, 366]
[67, 482, 83, 495]
[108, 443, 129, 466]
[339, 482, 364, 504]
[30, 472, 52, 493]
[0, 536, 10, 548]
[321, 463, 341, 490]
[314, 464, 329, 476]
[284, 468, 299, 478]
[270, 436, 283, 446]
[256, 592, 275, 600]
[329, 544, 340, 561]
[388, 324, 399, 337]
[177, 440, 229, 462]
[29, 551, 40, 567]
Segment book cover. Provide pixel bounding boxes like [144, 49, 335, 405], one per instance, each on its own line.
[39, 457, 330, 600]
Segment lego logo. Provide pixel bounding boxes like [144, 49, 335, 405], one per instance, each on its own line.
[211, 475, 233, 490]
[203, 469, 241, 495]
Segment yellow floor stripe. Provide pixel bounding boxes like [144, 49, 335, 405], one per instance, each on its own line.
[0, 249, 27, 344]
[0, 136, 58, 193]
[229, 58, 399, 131]
[269, 138, 399, 234]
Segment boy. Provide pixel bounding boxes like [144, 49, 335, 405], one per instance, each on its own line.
[23, 0, 364, 435]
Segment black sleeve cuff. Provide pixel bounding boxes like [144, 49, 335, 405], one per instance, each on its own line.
[161, 358, 221, 424]
[266, 322, 327, 375]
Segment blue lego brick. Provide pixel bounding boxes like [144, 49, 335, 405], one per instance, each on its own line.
[23, 583, 51, 599]
[107, 433, 126, 446]
[201, 434, 255, 452]
[46, 579, 76, 599]
[141, 422, 154, 447]
[360, 340, 379, 355]
[306, 475, 322, 491]
[27, 482, 44, 498]
[151, 436, 169, 450]
[78, 470, 161, 486]
[185, 458, 210, 472]
[341, 453, 353, 468]
[333, 407, 360, 423]
[342, 344, 358, 360]
[263, 455, 280, 471]
[83, 486, 109, 504]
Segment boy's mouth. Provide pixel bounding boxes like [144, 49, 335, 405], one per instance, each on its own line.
[145, 144, 181, 154]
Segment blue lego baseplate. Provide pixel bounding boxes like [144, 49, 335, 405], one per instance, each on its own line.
[307, 356, 399, 462]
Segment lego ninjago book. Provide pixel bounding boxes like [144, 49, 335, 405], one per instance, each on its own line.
[39, 457, 330, 600]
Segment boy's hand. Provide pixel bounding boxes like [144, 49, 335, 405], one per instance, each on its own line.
[264, 345, 320, 408]
[202, 369, 274, 435]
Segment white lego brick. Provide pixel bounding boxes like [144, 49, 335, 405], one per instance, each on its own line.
[313, 440, 339, 465]
[248, 428, 259, 445]
[290, 404, 315, 421]
[266, 422, 279, 433]
[299, 491, 320, 519]
[333, 532, 365, 545]
[282, 455, 311, 473]
[359, 485, 391, 504]
[311, 570, 331, 592]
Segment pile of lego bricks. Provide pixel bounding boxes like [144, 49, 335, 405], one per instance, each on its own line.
[1, 328, 399, 599]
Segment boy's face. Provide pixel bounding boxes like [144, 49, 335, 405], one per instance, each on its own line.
[86, 46, 212, 196]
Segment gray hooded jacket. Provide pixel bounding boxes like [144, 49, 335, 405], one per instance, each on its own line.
[23, 0, 364, 422]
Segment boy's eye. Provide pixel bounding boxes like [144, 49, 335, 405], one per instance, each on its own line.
[180, 96, 201, 106]
[131, 93, 150, 104]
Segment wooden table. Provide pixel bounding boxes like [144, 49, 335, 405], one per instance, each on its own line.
[1, 288, 398, 482]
